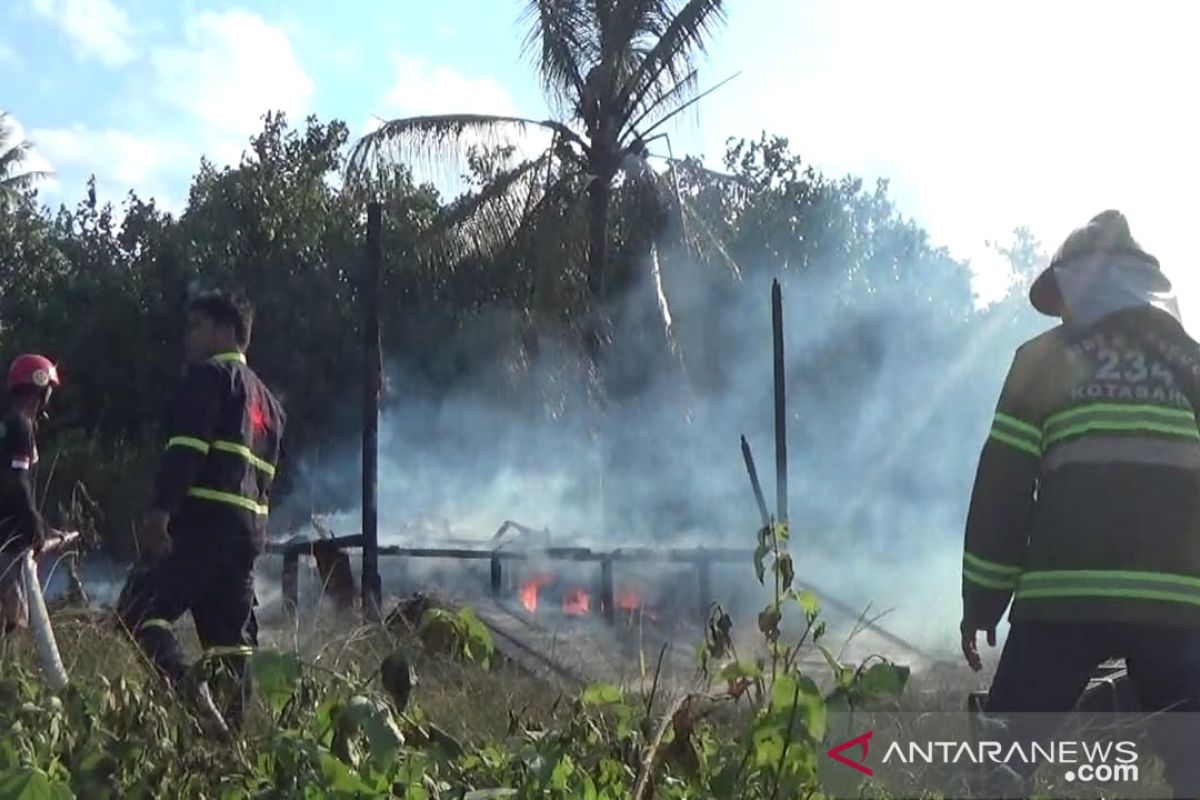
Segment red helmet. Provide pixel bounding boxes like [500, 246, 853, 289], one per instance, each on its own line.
[8, 354, 60, 391]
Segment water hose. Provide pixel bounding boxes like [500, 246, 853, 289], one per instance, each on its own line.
[23, 531, 79, 691]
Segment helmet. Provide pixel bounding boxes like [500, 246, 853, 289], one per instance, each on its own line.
[8, 354, 60, 391]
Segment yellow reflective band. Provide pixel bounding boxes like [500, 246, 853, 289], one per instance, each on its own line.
[167, 436, 210, 454]
[1043, 403, 1200, 448]
[1016, 569, 1200, 607]
[140, 618, 173, 633]
[203, 645, 254, 659]
[187, 487, 269, 515]
[1044, 403, 1196, 429]
[993, 412, 1041, 440]
[989, 412, 1043, 457]
[211, 351, 247, 364]
[211, 440, 276, 477]
[988, 429, 1042, 458]
[963, 568, 1018, 591]
[964, 552, 1022, 575]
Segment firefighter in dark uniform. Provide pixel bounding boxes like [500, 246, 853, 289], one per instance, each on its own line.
[0, 355, 59, 635]
[961, 210, 1200, 796]
[118, 291, 285, 734]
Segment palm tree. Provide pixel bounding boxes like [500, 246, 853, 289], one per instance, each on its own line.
[0, 112, 50, 207]
[347, 0, 736, 361]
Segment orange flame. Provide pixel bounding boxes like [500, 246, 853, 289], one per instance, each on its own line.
[563, 588, 591, 615]
[520, 580, 540, 613]
[616, 589, 640, 612]
[519, 573, 555, 613]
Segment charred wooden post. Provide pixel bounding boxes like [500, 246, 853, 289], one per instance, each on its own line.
[600, 557, 614, 623]
[313, 539, 356, 612]
[490, 554, 502, 598]
[772, 279, 788, 526]
[282, 549, 300, 621]
[741, 435, 771, 527]
[362, 202, 383, 620]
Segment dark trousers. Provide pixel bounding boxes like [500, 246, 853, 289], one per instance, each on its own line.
[117, 531, 258, 729]
[984, 620, 1200, 798]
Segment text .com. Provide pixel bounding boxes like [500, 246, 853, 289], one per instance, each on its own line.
[1067, 763, 1140, 784]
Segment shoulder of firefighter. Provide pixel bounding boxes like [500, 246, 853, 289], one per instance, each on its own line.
[151, 351, 286, 540]
[963, 310, 1200, 630]
[0, 412, 45, 552]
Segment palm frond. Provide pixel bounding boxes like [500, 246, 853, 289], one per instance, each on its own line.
[520, 0, 591, 115]
[0, 116, 51, 196]
[416, 150, 559, 266]
[0, 170, 51, 191]
[0, 140, 33, 177]
[345, 114, 581, 189]
[642, 153, 743, 280]
[632, 71, 740, 142]
[621, 68, 697, 143]
[621, 0, 727, 125]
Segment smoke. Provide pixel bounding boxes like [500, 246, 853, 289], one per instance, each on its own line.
[271, 215, 1047, 663]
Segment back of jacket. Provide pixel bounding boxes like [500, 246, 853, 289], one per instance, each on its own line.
[153, 351, 286, 552]
[962, 306, 1200, 629]
[0, 412, 42, 554]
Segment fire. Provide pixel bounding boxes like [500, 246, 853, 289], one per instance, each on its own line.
[516, 575, 656, 621]
[616, 589, 641, 612]
[519, 573, 555, 613]
[562, 588, 591, 615]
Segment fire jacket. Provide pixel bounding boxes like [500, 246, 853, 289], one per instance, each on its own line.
[963, 305, 1200, 629]
[0, 412, 44, 553]
[152, 351, 285, 551]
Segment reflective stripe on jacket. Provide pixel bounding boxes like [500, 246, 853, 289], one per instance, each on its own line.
[963, 306, 1200, 629]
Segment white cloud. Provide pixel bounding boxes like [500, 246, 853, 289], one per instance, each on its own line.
[699, 1, 1200, 321]
[376, 53, 518, 122]
[150, 9, 314, 155]
[11, 10, 316, 214]
[29, 125, 190, 197]
[364, 54, 548, 190]
[29, 0, 136, 66]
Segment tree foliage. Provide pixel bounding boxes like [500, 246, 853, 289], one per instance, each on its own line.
[0, 110, 1043, 556]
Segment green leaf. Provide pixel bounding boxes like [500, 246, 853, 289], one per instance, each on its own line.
[754, 526, 770, 584]
[0, 767, 52, 800]
[580, 683, 623, 706]
[318, 751, 372, 793]
[719, 661, 763, 683]
[336, 696, 403, 770]
[794, 589, 820, 618]
[758, 605, 781, 642]
[751, 724, 785, 767]
[794, 675, 827, 741]
[456, 606, 495, 668]
[857, 661, 910, 703]
[818, 645, 854, 690]
[250, 651, 302, 716]
[550, 754, 576, 790]
[776, 553, 794, 592]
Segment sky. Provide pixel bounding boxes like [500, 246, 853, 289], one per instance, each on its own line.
[3, 0, 1200, 322]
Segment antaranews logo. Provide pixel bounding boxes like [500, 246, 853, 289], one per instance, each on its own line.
[825, 730, 1140, 785]
[827, 731, 874, 776]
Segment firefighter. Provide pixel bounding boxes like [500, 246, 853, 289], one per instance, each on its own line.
[0, 355, 58, 636]
[117, 290, 285, 735]
[961, 210, 1200, 796]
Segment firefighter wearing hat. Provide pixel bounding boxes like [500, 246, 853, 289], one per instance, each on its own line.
[961, 210, 1200, 795]
[0, 355, 59, 634]
[117, 291, 285, 735]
